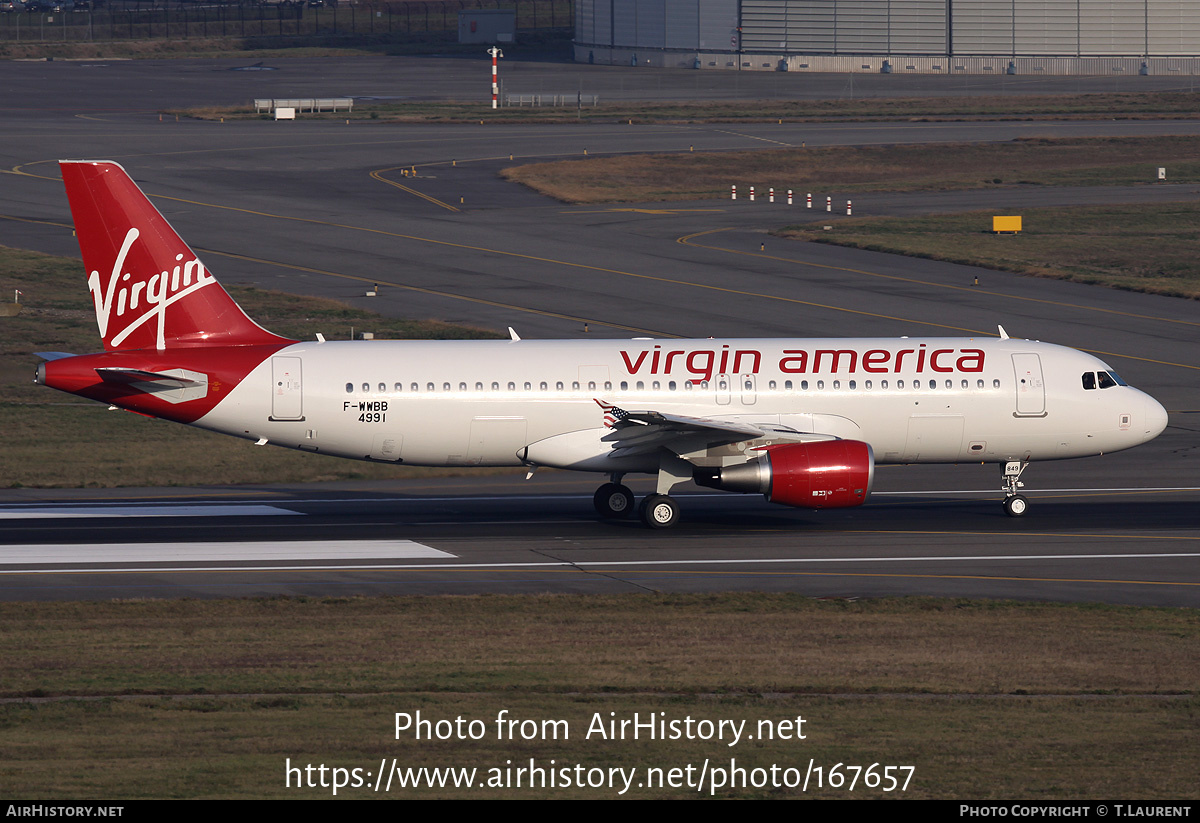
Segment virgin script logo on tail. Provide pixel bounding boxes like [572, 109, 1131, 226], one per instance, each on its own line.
[88, 227, 216, 350]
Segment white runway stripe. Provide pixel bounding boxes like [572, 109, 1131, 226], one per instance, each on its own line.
[0, 540, 452, 565]
[0, 505, 301, 519]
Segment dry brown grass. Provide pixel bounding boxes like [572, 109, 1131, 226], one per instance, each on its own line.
[502, 136, 1200, 203]
[776, 202, 1200, 300]
[3, 691, 1196, 798]
[2, 595, 1196, 797]
[178, 90, 1200, 125]
[3, 595, 1196, 697]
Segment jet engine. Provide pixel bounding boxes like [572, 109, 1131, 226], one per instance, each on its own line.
[694, 440, 874, 509]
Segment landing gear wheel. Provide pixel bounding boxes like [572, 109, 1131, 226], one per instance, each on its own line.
[594, 483, 635, 519]
[1004, 494, 1028, 517]
[639, 494, 679, 529]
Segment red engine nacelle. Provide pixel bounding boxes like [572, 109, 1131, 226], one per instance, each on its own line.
[694, 440, 874, 509]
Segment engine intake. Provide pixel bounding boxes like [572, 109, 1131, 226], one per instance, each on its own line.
[694, 440, 874, 509]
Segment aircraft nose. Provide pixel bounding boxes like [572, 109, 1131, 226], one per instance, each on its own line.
[1144, 394, 1168, 440]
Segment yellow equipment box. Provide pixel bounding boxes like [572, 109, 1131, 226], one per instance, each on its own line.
[993, 215, 1022, 233]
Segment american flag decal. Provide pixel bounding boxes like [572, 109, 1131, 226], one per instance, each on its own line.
[594, 398, 630, 428]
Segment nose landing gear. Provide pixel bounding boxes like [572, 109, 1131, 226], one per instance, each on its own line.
[1002, 461, 1029, 517]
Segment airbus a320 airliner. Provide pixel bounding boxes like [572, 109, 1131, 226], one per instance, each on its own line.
[34, 161, 1168, 528]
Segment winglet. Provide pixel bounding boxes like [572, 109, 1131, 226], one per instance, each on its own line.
[997, 325, 1010, 340]
[508, 327, 521, 341]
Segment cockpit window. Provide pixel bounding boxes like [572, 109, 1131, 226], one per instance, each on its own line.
[1084, 370, 1128, 390]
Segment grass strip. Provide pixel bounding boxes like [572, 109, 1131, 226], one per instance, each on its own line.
[175, 90, 1200, 125]
[1, 594, 1196, 798]
[0, 245, 505, 488]
[776, 202, 1200, 300]
[4, 595, 1196, 698]
[500, 135, 1200, 203]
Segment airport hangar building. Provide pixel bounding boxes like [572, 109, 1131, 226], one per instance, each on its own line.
[573, 1, 1200, 75]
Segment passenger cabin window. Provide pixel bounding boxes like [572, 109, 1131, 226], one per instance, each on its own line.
[345, 383, 353, 394]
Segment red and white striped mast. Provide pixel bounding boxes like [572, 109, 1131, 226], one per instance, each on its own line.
[488, 47, 503, 110]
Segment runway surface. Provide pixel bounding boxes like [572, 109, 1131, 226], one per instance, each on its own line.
[1, 57, 1197, 604]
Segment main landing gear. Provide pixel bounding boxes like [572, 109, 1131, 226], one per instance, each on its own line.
[638, 494, 679, 529]
[593, 482, 634, 519]
[1002, 461, 1029, 517]
[593, 475, 681, 529]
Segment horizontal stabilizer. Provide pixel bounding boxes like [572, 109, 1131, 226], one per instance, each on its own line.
[34, 352, 77, 362]
[96, 367, 203, 386]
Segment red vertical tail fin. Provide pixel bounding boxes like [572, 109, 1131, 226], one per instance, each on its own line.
[60, 160, 292, 351]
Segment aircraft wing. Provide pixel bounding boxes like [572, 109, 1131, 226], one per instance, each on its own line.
[594, 399, 825, 458]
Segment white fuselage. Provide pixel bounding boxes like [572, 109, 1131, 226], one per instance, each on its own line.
[195, 336, 1167, 473]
